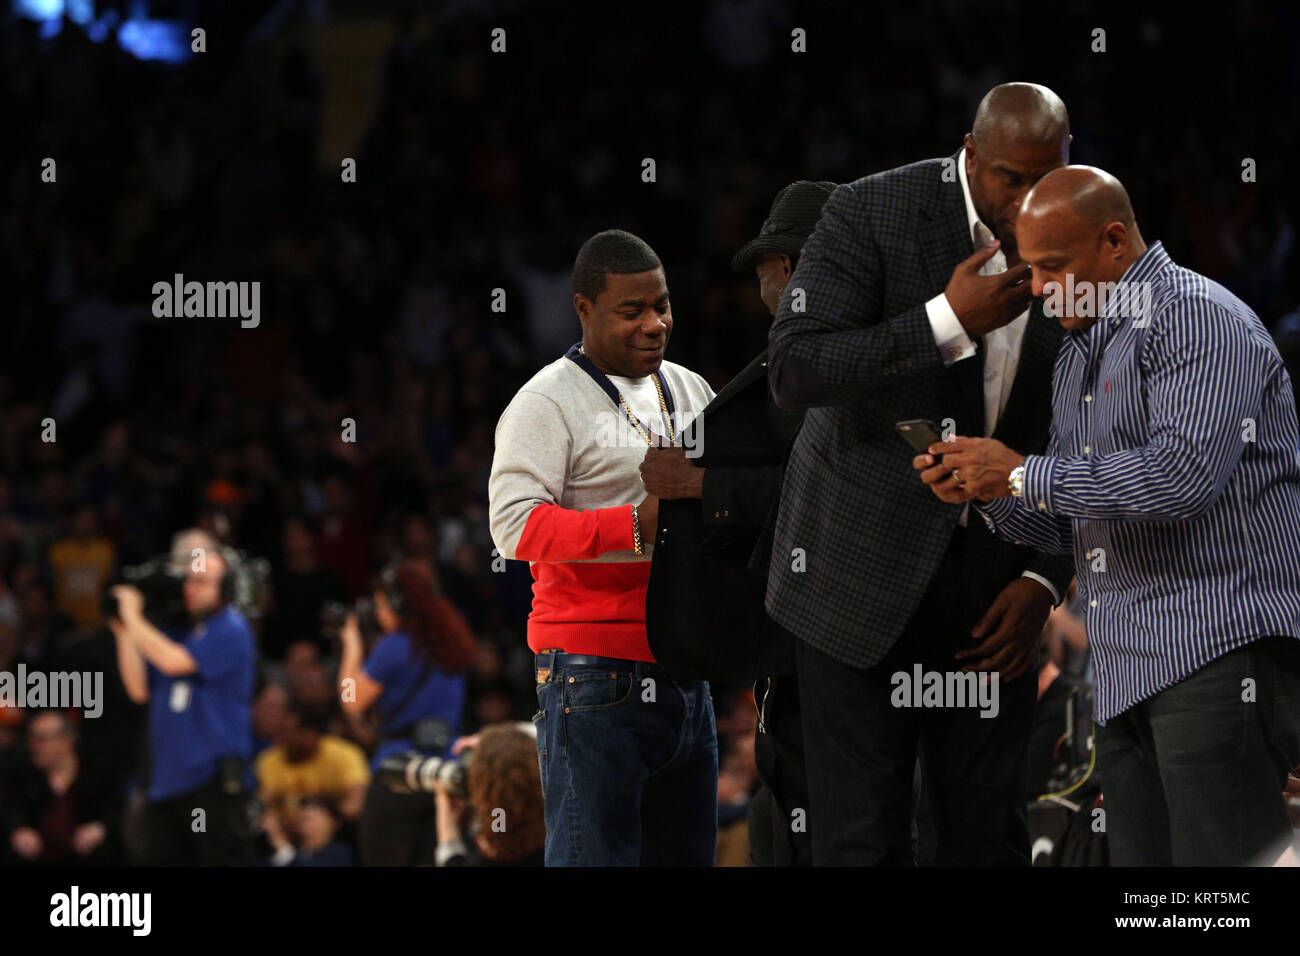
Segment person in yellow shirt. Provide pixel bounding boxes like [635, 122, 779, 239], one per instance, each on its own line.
[47, 504, 115, 629]
[255, 699, 369, 828]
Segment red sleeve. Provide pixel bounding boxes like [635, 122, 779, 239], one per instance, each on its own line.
[515, 503, 636, 562]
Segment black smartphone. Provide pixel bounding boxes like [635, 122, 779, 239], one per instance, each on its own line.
[895, 419, 944, 463]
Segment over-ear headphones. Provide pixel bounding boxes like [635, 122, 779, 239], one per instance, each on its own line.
[169, 543, 241, 604]
[218, 546, 242, 605]
[378, 564, 404, 617]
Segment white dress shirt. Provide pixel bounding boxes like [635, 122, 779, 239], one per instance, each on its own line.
[924, 147, 1029, 436]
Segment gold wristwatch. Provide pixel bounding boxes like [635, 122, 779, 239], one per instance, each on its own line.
[1008, 464, 1026, 498]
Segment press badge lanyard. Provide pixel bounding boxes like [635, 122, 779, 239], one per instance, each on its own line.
[564, 341, 677, 442]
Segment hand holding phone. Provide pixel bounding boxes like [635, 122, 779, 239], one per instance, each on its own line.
[895, 419, 945, 464]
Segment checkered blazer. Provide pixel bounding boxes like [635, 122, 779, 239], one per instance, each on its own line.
[764, 152, 1073, 669]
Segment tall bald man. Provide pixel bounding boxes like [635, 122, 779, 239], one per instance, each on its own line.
[918, 166, 1300, 865]
[767, 83, 1076, 864]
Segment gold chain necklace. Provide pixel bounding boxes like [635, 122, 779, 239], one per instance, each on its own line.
[580, 345, 675, 444]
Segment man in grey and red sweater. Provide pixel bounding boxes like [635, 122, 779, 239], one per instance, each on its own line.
[489, 229, 718, 866]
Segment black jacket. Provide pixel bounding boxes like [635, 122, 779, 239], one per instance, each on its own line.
[646, 350, 803, 681]
[765, 157, 1073, 668]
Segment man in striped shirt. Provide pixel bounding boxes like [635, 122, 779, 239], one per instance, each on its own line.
[914, 165, 1300, 865]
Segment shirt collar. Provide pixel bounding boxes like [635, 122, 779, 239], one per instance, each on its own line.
[1099, 240, 1169, 323]
[1063, 240, 1170, 349]
[956, 147, 996, 250]
[1115, 240, 1169, 289]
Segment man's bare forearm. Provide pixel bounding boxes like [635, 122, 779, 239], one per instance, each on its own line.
[338, 637, 364, 715]
[112, 626, 150, 702]
[121, 613, 197, 676]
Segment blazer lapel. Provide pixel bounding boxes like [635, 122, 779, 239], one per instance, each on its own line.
[919, 155, 986, 436]
[707, 350, 768, 411]
[917, 159, 971, 296]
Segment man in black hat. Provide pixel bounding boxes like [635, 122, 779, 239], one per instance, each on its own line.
[641, 180, 834, 867]
[733, 182, 838, 316]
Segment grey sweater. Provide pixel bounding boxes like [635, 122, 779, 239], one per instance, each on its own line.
[490, 355, 716, 562]
[488, 353, 715, 658]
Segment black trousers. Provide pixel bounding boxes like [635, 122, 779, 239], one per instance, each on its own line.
[146, 775, 255, 866]
[359, 775, 438, 866]
[750, 670, 812, 866]
[1096, 635, 1300, 866]
[796, 532, 1036, 865]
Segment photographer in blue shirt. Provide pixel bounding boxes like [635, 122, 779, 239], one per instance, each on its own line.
[339, 559, 478, 865]
[110, 529, 257, 865]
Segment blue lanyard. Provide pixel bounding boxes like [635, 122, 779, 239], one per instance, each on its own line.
[564, 342, 677, 437]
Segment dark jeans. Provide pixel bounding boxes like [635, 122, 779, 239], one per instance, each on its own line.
[359, 775, 438, 866]
[751, 672, 812, 866]
[146, 775, 255, 866]
[796, 533, 1036, 866]
[1095, 635, 1300, 866]
[533, 651, 718, 866]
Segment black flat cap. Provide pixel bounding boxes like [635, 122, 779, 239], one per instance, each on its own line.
[731, 180, 837, 273]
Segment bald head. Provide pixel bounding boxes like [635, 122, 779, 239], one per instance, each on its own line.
[972, 83, 1070, 149]
[1021, 165, 1136, 233]
[963, 83, 1071, 259]
[1016, 165, 1147, 331]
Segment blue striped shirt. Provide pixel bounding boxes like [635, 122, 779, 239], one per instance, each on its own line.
[979, 241, 1300, 721]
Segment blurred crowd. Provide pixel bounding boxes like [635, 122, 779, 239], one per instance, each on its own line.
[0, 0, 1298, 864]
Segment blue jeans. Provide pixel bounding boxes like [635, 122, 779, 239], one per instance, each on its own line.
[532, 651, 718, 866]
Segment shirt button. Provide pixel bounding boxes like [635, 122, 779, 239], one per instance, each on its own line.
[1083, 445, 1091, 454]
[1037, 502, 1047, 510]
[1084, 394, 1093, 402]
[1090, 599, 1098, 607]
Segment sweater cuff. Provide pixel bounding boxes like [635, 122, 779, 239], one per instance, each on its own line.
[599, 504, 636, 553]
